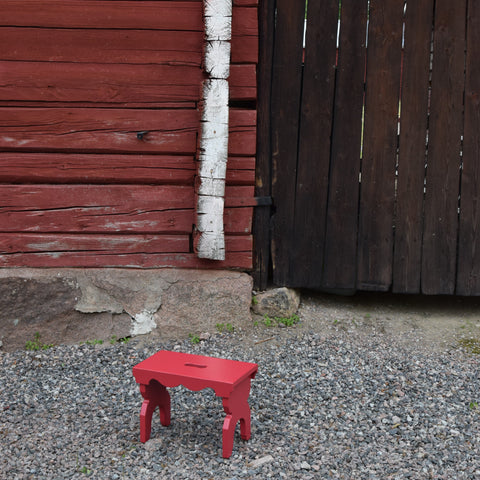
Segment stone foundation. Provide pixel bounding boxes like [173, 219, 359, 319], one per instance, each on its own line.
[0, 268, 253, 351]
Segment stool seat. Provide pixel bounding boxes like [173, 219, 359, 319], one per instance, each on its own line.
[132, 350, 258, 458]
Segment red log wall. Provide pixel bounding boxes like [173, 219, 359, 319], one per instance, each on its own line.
[0, 0, 258, 269]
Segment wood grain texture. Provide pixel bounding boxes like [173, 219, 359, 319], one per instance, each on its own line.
[0, 248, 252, 269]
[230, 65, 257, 100]
[357, 0, 404, 291]
[0, 153, 254, 185]
[421, 0, 466, 294]
[0, 184, 252, 234]
[1, 1, 204, 30]
[269, 0, 305, 286]
[0, 153, 195, 184]
[0, 28, 203, 66]
[0, 108, 199, 154]
[229, 109, 257, 156]
[0, 233, 190, 254]
[291, 0, 338, 288]
[252, 0, 274, 289]
[0, 62, 202, 105]
[321, 0, 368, 293]
[0, 0, 257, 269]
[456, 1, 480, 295]
[392, 0, 434, 293]
[0, 185, 195, 234]
[0, 62, 254, 105]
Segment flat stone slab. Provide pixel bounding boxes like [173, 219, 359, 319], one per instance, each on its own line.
[0, 268, 253, 352]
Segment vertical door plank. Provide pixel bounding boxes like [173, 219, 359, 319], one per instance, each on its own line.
[421, 0, 466, 294]
[357, 0, 404, 291]
[321, 0, 368, 292]
[253, 0, 274, 289]
[291, 0, 339, 288]
[457, 2, 480, 295]
[392, 1, 435, 293]
[270, 0, 306, 286]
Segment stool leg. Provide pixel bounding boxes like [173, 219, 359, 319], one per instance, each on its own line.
[221, 377, 252, 458]
[139, 381, 171, 443]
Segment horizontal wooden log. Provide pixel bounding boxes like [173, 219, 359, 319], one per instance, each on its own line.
[0, 233, 189, 254]
[231, 35, 258, 64]
[0, 153, 254, 185]
[0, 101, 198, 110]
[0, 153, 195, 184]
[0, 62, 254, 104]
[2, 3, 256, 37]
[0, 250, 253, 269]
[0, 185, 194, 233]
[0, 232, 251, 255]
[0, 62, 202, 104]
[0, 184, 253, 234]
[0, 26, 256, 66]
[1, 1, 203, 30]
[229, 109, 257, 156]
[232, 6, 258, 36]
[0, 28, 203, 66]
[234, 0, 258, 5]
[225, 206, 253, 234]
[0, 108, 199, 154]
[0, 108, 255, 155]
[224, 186, 255, 206]
[230, 65, 257, 100]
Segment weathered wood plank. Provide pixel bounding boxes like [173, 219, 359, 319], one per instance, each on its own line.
[0, 233, 250, 258]
[0, 233, 189, 254]
[229, 109, 257, 156]
[224, 186, 255, 207]
[224, 207, 253, 233]
[233, 0, 258, 6]
[421, 0, 466, 294]
[0, 101, 198, 110]
[357, 0, 404, 291]
[0, 153, 254, 185]
[0, 108, 199, 154]
[0, 109, 254, 155]
[0, 153, 195, 184]
[0, 62, 253, 104]
[0, 184, 252, 235]
[0, 153, 253, 185]
[291, 0, 338, 288]
[0, 250, 253, 269]
[252, 0, 274, 289]
[0, 62, 202, 104]
[1, 1, 203, 30]
[321, 0, 368, 293]
[1, 3, 256, 37]
[456, 1, 480, 295]
[392, 0, 434, 294]
[230, 65, 257, 100]
[0, 185, 195, 233]
[231, 35, 258, 64]
[232, 6, 258, 37]
[270, 0, 305, 286]
[0, 28, 203, 66]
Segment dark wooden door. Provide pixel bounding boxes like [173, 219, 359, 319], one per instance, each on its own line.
[257, 0, 480, 295]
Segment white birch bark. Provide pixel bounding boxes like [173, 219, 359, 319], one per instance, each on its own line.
[196, 0, 232, 260]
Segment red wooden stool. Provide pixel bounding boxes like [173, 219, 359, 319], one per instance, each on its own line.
[132, 350, 258, 458]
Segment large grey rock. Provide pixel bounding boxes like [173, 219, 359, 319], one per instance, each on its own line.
[252, 287, 301, 318]
[156, 270, 253, 337]
[0, 268, 253, 351]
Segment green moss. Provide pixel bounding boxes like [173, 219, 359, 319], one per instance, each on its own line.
[458, 338, 480, 355]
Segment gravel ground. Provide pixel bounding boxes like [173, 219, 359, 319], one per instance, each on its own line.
[1, 293, 480, 479]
